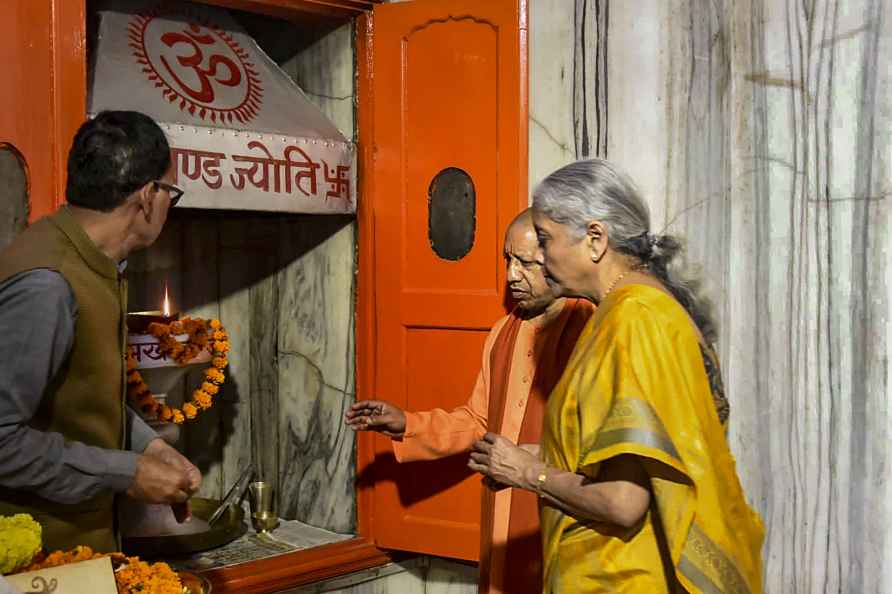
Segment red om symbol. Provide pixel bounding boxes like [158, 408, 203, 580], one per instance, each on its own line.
[159, 23, 242, 104]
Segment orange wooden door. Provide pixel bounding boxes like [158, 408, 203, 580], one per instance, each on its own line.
[0, 1, 86, 221]
[357, 0, 528, 561]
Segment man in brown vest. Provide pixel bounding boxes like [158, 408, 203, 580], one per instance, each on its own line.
[0, 111, 201, 552]
[345, 209, 594, 594]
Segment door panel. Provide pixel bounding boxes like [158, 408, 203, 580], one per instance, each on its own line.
[403, 17, 500, 293]
[0, 1, 86, 221]
[359, 0, 527, 561]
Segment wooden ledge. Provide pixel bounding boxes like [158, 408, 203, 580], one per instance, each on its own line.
[202, 537, 393, 594]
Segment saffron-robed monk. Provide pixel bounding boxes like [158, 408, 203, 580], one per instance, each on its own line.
[345, 209, 594, 594]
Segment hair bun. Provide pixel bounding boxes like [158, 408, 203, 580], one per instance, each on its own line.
[648, 233, 681, 268]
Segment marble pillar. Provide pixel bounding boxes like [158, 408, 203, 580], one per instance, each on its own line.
[728, 2, 890, 592]
[529, 0, 890, 591]
[276, 21, 358, 534]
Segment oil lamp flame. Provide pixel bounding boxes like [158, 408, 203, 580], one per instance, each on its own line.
[162, 286, 171, 318]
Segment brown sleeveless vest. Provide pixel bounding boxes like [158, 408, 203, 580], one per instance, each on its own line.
[0, 206, 127, 552]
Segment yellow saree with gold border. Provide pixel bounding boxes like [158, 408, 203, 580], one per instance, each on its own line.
[540, 285, 764, 594]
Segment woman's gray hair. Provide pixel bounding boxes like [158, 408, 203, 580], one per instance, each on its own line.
[532, 158, 717, 344]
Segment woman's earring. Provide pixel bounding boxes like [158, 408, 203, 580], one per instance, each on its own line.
[591, 252, 600, 262]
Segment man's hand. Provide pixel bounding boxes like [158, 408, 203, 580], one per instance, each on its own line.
[144, 439, 201, 493]
[126, 454, 191, 505]
[469, 433, 543, 491]
[132, 439, 203, 522]
[344, 400, 407, 438]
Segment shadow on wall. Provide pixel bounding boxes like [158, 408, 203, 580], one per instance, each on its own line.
[357, 451, 476, 508]
[127, 208, 353, 312]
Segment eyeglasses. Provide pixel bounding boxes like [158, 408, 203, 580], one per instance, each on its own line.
[154, 181, 185, 207]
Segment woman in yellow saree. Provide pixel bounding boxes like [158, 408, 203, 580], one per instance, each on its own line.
[469, 159, 764, 593]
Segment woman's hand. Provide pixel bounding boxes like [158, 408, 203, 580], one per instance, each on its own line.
[468, 433, 544, 491]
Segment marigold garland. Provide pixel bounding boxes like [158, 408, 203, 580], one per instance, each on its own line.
[126, 317, 230, 425]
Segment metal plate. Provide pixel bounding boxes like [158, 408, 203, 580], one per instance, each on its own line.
[178, 570, 212, 594]
[122, 498, 246, 558]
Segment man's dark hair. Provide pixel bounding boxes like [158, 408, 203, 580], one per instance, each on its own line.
[66, 110, 171, 211]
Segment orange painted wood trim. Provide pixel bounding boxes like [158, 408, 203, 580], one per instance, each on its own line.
[4, 0, 88, 223]
[354, 10, 378, 542]
[49, 0, 87, 216]
[518, 0, 530, 208]
[201, 537, 394, 594]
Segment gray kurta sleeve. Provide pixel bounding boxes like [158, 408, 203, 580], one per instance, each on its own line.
[0, 269, 140, 504]
[127, 406, 158, 453]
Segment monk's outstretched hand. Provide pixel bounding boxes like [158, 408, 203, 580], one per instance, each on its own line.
[345, 400, 407, 438]
[469, 432, 543, 492]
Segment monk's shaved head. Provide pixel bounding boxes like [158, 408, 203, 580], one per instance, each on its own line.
[506, 208, 535, 239]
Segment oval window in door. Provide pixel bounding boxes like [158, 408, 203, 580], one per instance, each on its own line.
[428, 167, 476, 261]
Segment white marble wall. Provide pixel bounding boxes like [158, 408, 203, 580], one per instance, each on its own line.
[275, 20, 358, 535]
[530, 1, 890, 592]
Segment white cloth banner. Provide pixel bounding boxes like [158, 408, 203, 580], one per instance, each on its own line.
[90, 0, 355, 214]
[164, 124, 354, 213]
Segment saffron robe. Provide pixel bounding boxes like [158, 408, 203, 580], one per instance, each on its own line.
[394, 298, 594, 594]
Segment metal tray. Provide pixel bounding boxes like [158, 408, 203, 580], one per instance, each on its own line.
[122, 497, 246, 558]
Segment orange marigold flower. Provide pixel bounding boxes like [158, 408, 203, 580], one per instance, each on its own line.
[176, 345, 199, 364]
[126, 356, 136, 371]
[127, 384, 147, 398]
[212, 357, 228, 369]
[159, 406, 173, 422]
[112, 556, 183, 594]
[212, 330, 227, 341]
[201, 382, 219, 395]
[193, 391, 212, 410]
[210, 319, 222, 330]
[205, 368, 224, 383]
[172, 410, 185, 424]
[216, 341, 230, 353]
[127, 371, 142, 385]
[183, 403, 198, 419]
[169, 321, 185, 335]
